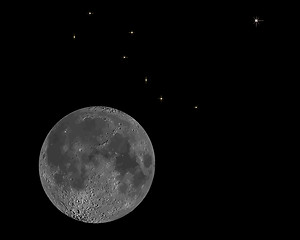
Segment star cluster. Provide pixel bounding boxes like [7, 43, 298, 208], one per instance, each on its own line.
[49, 6, 266, 117]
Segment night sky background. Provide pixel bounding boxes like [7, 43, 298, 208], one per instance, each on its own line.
[10, 1, 289, 236]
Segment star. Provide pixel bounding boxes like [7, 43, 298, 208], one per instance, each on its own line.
[159, 96, 163, 102]
[73, 34, 76, 39]
[129, 31, 134, 35]
[253, 16, 264, 27]
[122, 55, 128, 59]
[145, 77, 148, 83]
[194, 106, 198, 109]
[88, 11, 94, 15]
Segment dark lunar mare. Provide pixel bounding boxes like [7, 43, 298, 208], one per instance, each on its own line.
[45, 110, 151, 196]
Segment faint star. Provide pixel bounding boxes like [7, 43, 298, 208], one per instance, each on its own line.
[253, 16, 264, 27]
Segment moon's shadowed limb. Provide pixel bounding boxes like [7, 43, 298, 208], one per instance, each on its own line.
[40, 106, 154, 223]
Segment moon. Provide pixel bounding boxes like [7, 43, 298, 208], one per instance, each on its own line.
[39, 106, 155, 223]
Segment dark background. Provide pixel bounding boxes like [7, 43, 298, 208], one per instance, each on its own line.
[7, 1, 287, 237]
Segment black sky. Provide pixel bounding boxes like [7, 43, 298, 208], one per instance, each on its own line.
[32, 2, 274, 113]
[9, 2, 288, 232]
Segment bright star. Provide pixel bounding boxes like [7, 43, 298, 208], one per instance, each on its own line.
[253, 16, 264, 27]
